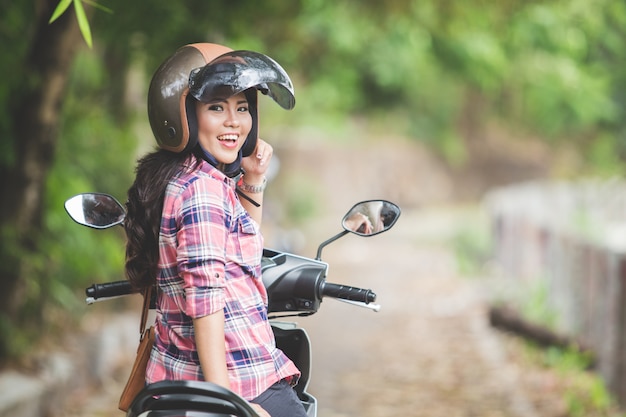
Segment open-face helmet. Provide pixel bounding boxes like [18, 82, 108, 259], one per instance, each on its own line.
[147, 43, 295, 155]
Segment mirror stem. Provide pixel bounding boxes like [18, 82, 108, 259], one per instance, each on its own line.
[315, 230, 349, 260]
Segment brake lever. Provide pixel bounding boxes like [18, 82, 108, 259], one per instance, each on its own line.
[336, 299, 381, 312]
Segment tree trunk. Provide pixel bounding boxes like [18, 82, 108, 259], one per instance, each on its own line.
[0, 0, 83, 357]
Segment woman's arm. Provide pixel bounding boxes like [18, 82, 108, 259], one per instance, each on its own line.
[238, 174, 265, 225]
[193, 310, 231, 388]
[194, 312, 270, 417]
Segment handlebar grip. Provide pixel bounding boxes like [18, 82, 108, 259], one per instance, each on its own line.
[85, 280, 136, 300]
[321, 282, 377, 304]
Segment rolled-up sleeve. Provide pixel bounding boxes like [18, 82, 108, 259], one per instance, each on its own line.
[176, 177, 230, 318]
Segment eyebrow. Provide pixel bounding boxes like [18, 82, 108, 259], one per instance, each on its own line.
[205, 97, 248, 105]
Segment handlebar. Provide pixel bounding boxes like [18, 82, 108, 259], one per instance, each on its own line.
[85, 279, 378, 311]
[85, 280, 136, 301]
[320, 282, 377, 304]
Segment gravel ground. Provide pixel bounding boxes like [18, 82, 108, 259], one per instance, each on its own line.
[61, 207, 611, 416]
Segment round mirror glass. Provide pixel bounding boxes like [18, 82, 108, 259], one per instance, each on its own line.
[64, 193, 126, 229]
[342, 200, 400, 236]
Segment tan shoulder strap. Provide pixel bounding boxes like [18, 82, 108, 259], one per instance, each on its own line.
[140, 285, 153, 336]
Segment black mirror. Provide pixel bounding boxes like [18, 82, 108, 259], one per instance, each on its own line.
[342, 200, 400, 236]
[64, 193, 126, 229]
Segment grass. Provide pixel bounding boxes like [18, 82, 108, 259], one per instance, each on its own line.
[518, 342, 625, 417]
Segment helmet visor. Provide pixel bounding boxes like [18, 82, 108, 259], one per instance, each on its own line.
[188, 50, 295, 110]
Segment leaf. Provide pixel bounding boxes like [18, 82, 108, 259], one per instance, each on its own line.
[48, 0, 73, 24]
[73, 0, 93, 48]
[82, 0, 113, 14]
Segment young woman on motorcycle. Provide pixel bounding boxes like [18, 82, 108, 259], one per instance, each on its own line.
[123, 43, 307, 417]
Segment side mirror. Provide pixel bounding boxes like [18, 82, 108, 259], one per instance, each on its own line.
[64, 193, 126, 229]
[342, 200, 401, 236]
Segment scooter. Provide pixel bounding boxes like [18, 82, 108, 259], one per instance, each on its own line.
[64, 193, 401, 417]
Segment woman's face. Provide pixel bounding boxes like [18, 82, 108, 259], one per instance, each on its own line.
[195, 92, 253, 164]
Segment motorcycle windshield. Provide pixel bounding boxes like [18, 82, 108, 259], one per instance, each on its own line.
[188, 50, 295, 110]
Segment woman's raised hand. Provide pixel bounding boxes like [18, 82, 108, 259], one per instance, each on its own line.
[242, 138, 273, 181]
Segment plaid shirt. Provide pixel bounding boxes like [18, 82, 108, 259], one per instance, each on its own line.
[146, 158, 300, 400]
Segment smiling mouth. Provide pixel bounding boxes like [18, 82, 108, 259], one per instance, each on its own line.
[217, 134, 239, 143]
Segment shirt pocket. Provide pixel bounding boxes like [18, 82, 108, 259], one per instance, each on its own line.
[235, 214, 263, 275]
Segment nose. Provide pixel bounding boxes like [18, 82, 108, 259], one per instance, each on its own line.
[224, 109, 241, 128]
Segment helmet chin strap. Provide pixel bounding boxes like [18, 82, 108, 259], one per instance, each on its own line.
[195, 145, 260, 207]
[196, 145, 242, 178]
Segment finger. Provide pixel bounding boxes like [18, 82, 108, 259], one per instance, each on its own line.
[257, 141, 273, 166]
[255, 138, 267, 159]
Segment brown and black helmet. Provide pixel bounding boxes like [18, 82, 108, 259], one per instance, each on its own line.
[147, 43, 295, 155]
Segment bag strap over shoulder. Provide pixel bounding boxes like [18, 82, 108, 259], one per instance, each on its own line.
[140, 285, 153, 337]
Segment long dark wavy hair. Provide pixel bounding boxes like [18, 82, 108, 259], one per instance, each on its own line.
[124, 149, 201, 291]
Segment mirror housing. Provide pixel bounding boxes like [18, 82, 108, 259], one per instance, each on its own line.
[315, 200, 401, 260]
[342, 200, 400, 236]
[64, 193, 126, 229]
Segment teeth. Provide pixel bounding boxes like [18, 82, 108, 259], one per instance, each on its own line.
[218, 134, 238, 141]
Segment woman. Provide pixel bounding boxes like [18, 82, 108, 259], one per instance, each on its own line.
[124, 43, 307, 417]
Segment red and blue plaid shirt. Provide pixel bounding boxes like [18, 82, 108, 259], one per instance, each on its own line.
[146, 158, 300, 400]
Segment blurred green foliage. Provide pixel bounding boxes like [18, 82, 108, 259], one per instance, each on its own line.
[3, 0, 626, 358]
[521, 342, 624, 416]
[44, 48, 135, 291]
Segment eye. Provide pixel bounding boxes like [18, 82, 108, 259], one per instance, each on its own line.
[208, 104, 223, 111]
[237, 105, 249, 113]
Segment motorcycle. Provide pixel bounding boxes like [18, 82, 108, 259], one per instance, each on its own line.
[64, 192, 401, 417]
